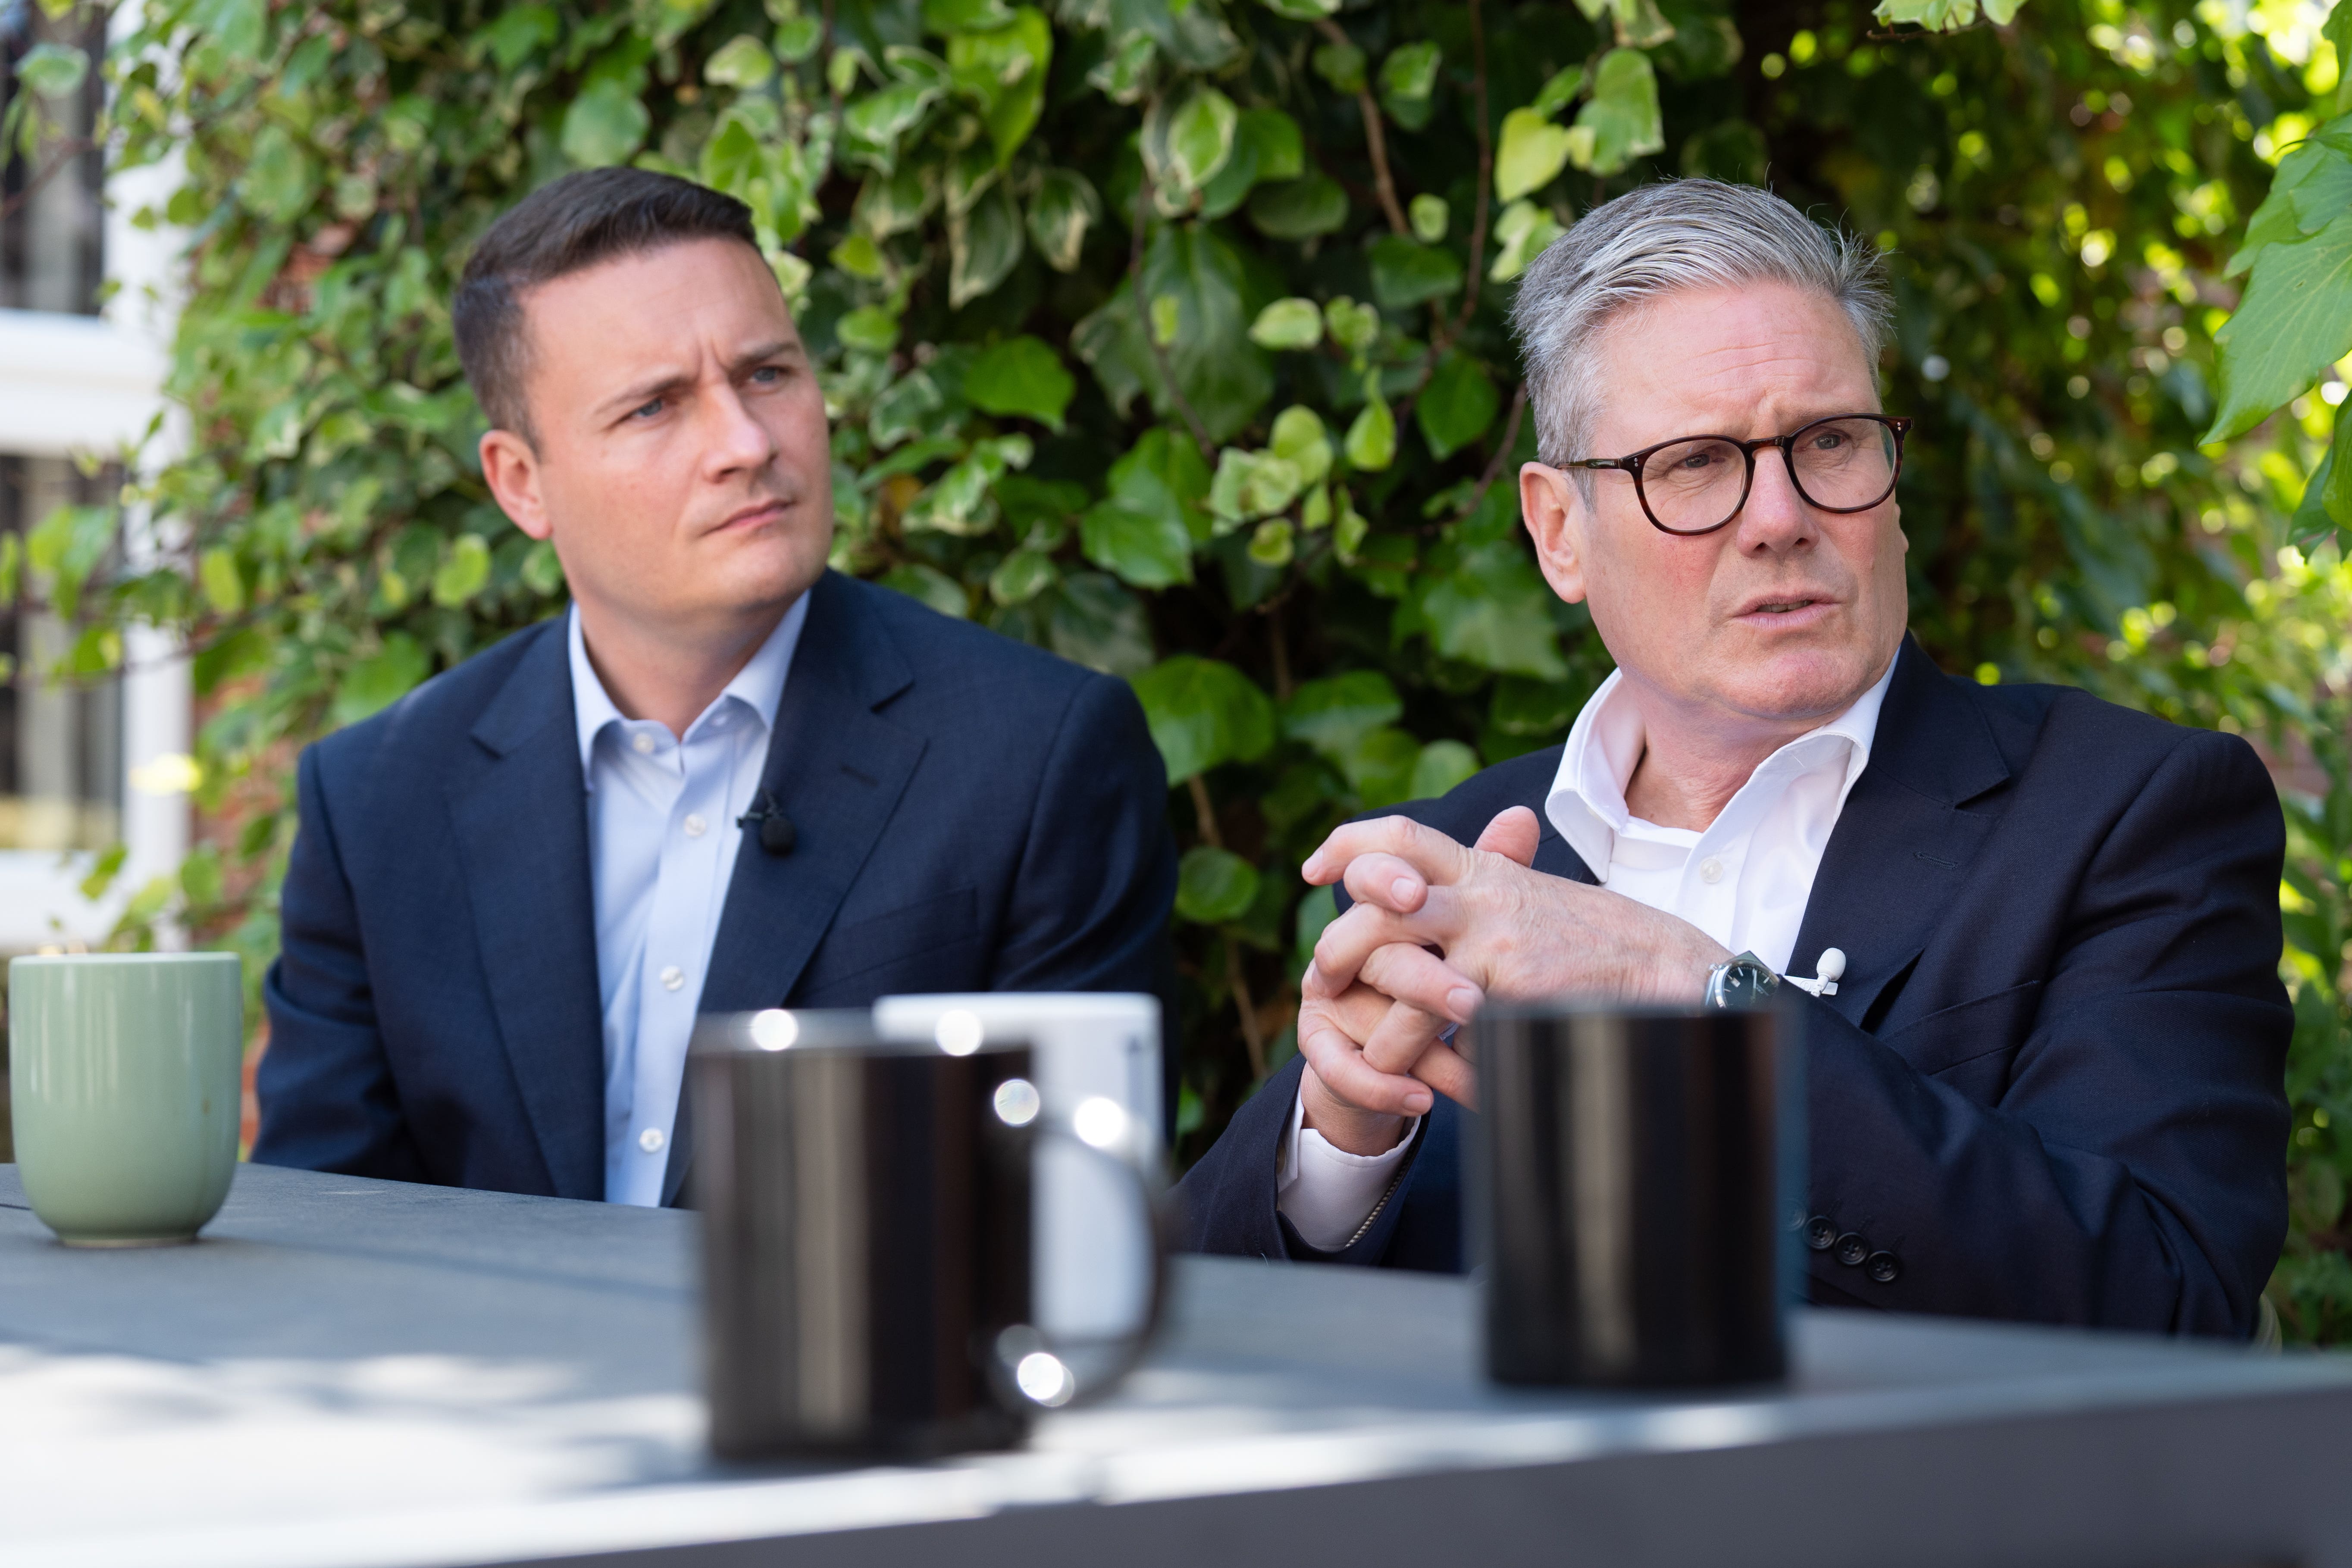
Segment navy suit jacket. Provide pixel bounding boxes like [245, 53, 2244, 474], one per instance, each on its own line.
[254, 570, 1178, 1205]
[1176, 639, 2292, 1338]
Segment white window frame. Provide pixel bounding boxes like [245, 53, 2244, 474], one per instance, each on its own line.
[0, 61, 186, 950]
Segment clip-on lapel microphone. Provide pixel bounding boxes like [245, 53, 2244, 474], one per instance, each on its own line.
[736, 789, 796, 856]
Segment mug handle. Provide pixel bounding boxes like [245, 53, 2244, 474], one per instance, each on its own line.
[984, 1093, 1174, 1413]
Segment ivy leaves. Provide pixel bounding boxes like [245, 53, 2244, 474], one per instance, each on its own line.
[964, 336, 1075, 429]
[2207, 108, 2352, 541]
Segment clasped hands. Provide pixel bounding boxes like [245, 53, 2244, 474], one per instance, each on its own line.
[1295, 807, 1732, 1156]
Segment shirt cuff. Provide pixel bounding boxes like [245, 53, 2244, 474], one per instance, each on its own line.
[1273, 1083, 1417, 1253]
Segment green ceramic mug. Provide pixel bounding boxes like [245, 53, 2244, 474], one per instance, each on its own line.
[7, 952, 244, 1247]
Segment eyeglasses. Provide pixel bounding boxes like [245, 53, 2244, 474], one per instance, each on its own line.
[1566, 414, 1913, 537]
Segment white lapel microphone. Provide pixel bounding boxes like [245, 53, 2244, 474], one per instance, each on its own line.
[1786, 948, 1846, 998]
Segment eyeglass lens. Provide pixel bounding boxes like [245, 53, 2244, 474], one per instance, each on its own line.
[1639, 417, 1900, 534]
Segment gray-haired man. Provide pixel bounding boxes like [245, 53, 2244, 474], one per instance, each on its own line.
[1176, 179, 2290, 1338]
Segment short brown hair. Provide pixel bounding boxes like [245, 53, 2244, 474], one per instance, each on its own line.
[452, 168, 759, 440]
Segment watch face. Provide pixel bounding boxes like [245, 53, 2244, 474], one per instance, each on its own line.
[1707, 956, 1778, 1010]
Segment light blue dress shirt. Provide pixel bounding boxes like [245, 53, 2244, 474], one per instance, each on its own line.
[567, 598, 810, 1206]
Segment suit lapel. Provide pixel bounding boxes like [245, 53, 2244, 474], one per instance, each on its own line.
[665, 574, 927, 1204]
[444, 622, 608, 1200]
[1786, 639, 2011, 1028]
[1531, 818, 1597, 884]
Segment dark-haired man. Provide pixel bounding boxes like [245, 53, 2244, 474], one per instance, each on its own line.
[255, 169, 1176, 1205]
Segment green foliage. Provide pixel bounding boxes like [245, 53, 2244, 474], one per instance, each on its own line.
[42, 0, 2352, 1339]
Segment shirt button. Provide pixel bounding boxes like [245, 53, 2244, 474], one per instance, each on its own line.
[660, 965, 685, 992]
[630, 732, 655, 756]
[683, 814, 707, 838]
[1699, 857, 1725, 884]
[638, 1127, 665, 1154]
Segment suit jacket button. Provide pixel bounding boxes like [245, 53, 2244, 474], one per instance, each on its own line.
[1867, 1251, 1901, 1284]
[1805, 1215, 1838, 1251]
[1834, 1232, 1870, 1267]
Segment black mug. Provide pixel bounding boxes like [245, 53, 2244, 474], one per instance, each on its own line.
[1473, 1002, 1798, 1389]
[689, 1009, 1167, 1460]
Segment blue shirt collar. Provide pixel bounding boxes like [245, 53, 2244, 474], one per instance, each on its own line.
[567, 594, 811, 779]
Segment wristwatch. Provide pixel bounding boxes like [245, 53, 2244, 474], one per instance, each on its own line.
[1703, 951, 1781, 1010]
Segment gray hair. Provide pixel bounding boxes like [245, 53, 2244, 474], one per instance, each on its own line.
[1507, 179, 1893, 471]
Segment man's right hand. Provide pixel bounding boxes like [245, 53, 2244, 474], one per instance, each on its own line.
[1297, 973, 1453, 1155]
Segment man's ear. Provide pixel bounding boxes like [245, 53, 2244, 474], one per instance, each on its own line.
[479, 428, 551, 542]
[1520, 462, 1589, 605]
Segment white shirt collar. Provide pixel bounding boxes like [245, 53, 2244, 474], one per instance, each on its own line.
[1545, 651, 1898, 876]
[567, 594, 811, 779]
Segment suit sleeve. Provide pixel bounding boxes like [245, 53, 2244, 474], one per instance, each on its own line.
[987, 671, 1179, 999]
[251, 742, 429, 1182]
[1803, 729, 2290, 1337]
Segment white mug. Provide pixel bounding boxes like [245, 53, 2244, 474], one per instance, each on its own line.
[872, 993, 1161, 1340]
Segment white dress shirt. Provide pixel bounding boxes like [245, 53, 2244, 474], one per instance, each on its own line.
[570, 598, 811, 1206]
[1275, 656, 1898, 1250]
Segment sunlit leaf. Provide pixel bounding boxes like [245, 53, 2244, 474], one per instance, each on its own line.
[1131, 655, 1277, 783]
[561, 78, 650, 166]
[1250, 297, 1324, 350]
[704, 34, 776, 87]
[1269, 405, 1333, 487]
[1083, 498, 1195, 587]
[1495, 106, 1574, 201]
[1572, 50, 1663, 175]
[431, 534, 492, 607]
[1490, 198, 1566, 282]
[2206, 212, 2352, 442]
[1345, 392, 1397, 471]
[965, 335, 1075, 429]
[1148, 82, 1238, 194]
[1248, 519, 1295, 566]
[1209, 448, 1304, 526]
[1324, 296, 1381, 355]
[1532, 63, 1585, 117]
[198, 548, 245, 617]
[947, 7, 1052, 163]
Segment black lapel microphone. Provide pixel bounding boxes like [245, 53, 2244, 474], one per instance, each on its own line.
[736, 789, 796, 856]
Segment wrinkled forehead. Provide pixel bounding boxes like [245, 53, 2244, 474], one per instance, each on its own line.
[1586, 279, 1880, 444]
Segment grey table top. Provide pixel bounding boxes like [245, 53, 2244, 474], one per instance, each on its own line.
[5, 1162, 2352, 1568]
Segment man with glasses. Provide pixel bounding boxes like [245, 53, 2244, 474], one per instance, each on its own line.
[1177, 179, 2290, 1338]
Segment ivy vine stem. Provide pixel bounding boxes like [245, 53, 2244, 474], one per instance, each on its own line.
[1452, 0, 1494, 337]
[1313, 16, 1410, 238]
[1190, 772, 1267, 1077]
